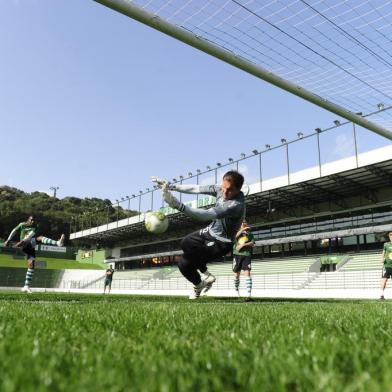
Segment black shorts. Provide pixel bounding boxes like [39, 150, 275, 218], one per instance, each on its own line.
[383, 267, 392, 279]
[104, 278, 113, 286]
[233, 255, 252, 273]
[22, 242, 36, 260]
[181, 230, 232, 267]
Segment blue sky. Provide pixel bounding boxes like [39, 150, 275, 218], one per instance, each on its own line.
[0, 0, 389, 202]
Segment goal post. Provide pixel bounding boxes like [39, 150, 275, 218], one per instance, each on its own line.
[93, 0, 392, 140]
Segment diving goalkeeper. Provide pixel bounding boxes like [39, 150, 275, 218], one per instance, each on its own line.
[152, 171, 246, 299]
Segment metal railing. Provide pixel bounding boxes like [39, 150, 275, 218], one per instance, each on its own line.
[70, 105, 392, 236]
[0, 269, 383, 291]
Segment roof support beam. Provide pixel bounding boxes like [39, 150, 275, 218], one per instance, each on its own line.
[330, 175, 377, 203]
[299, 182, 347, 209]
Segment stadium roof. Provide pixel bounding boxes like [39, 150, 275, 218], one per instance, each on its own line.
[94, 0, 392, 138]
[71, 145, 392, 244]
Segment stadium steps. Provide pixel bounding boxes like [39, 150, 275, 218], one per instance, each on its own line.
[339, 251, 381, 272]
[113, 269, 166, 280]
[214, 272, 318, 290]
[14, 252, 380, 291]
[304, 270, 381, 289]
[107, 272, 319, 290]
[251, 256, 317, 274]
[205, 256, 318, 277]
[59, 270, 106, 289]
[96, 257, 321, 290]
[109, 268, 178, 290]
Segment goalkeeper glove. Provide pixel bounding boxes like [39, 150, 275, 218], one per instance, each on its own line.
[162, 184, 184, 212]
[151, 176, 169, 189]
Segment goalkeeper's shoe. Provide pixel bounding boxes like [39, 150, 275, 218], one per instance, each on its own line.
[189, 280, 208, 300]
[201, 272, 216, 296]
[21, 286, 32, 294]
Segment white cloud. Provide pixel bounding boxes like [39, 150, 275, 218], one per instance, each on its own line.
[332, 134, 354, 159]
[238, 163, 260, 185]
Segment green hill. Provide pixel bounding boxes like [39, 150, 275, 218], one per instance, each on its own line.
[0, 254, 103, 270]
[0, 185, 137, 245]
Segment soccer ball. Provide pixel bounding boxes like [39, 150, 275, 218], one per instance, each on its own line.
[145, 211, 169, 234]
[238, 236, 249, 245]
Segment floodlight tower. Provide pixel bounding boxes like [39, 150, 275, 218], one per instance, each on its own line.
[49, 186, 59, 198]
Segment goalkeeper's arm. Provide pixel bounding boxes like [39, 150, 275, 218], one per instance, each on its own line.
[152, 176, 218, 196]
[170, 184, 218, 196]
[170, 195, 241, 222]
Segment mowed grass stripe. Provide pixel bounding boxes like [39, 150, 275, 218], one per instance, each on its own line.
[1, 292, 391, 392]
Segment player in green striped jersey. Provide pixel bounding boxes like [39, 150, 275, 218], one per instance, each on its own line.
[233, 221, 255, 300]
[4, 215, 65, 293]
[380, 232, 392, 300]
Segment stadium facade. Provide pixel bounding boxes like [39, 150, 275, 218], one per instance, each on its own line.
[70, 143, 392, 270]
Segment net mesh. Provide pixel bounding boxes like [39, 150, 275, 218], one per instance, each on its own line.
[125, 0, 392, 130]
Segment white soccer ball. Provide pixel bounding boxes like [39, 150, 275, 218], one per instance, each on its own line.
[144, 211, 169, 234]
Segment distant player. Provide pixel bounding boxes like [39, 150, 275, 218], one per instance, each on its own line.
[380, 231, 392, 300]
[233, 221, 255, 300]
[4, 215, 65, 293]
[152, 171, 245, 299]
[104, 267, 115, 294]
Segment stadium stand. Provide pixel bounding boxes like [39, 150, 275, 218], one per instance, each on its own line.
[70, 256, 327, 290]
[248, 256, 317, 275]
[304, 270, 380, 290]
[0, 251, 384, 295]
[59, 270, 105, 289]
[339, 251, 380, 271]
[73, 252, 381, 292]
[45, 144, 392, 297]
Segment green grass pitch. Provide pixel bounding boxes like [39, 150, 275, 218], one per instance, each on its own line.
[0, 292, 391, 392]
[0, 254, 103, 269]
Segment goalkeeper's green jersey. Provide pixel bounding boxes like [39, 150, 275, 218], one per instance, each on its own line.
[384, 242, 392, 268]
[16, 222, 37, 241]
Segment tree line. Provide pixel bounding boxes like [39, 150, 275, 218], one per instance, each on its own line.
[0, 186, 136, 242]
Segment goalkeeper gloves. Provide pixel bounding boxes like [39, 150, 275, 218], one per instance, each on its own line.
[162, 184, 185, 212]
[151, 176, 169, 189]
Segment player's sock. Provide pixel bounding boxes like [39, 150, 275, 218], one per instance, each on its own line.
[246, 277, 252, 297]
[41, 237, 57, 246]
[234, 277, 240, 291]
[24, 268, 34, 287]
